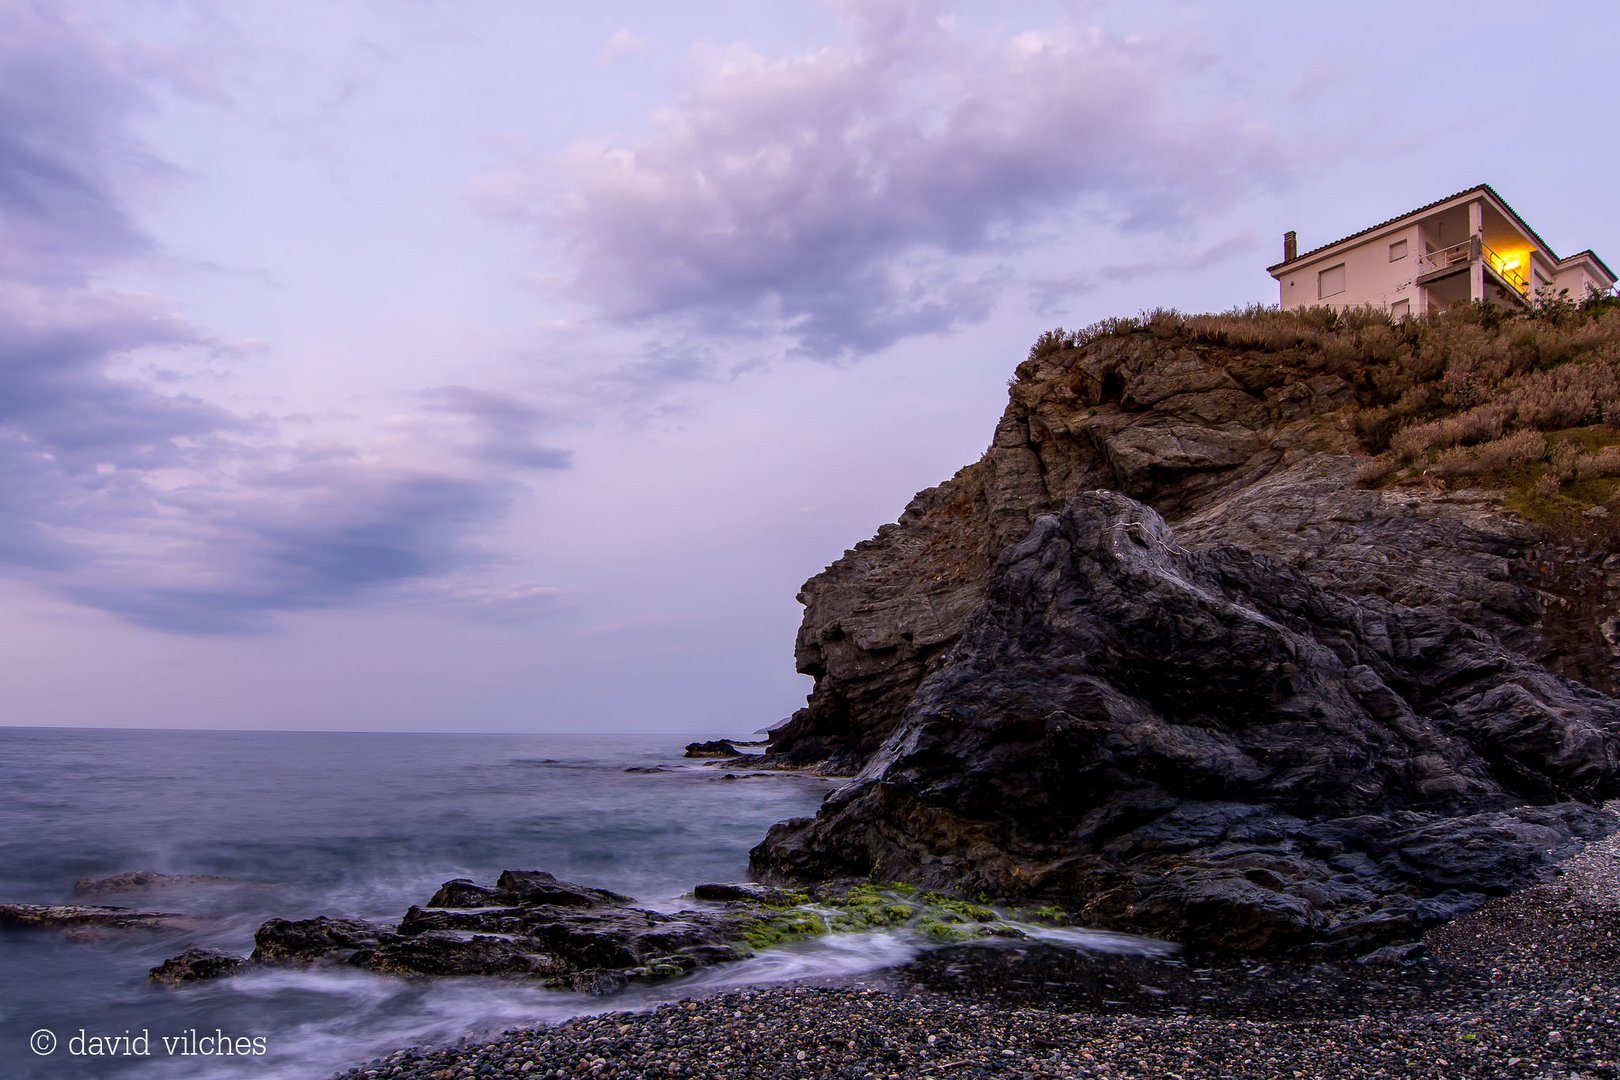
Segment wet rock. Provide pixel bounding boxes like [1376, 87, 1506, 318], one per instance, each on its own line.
[425, 878, 504, 908]
[209, 872, 761, 990]
[0, 903, 187, 931]
[685, 740, 741, 758]
[251, 916, 391, 964]
[492, 870, 631, 908]
[752, 493, 1620, 952]
[149, 948, 248, 984]
[356, 932, 552, 978]
[693, 882, 797, 904]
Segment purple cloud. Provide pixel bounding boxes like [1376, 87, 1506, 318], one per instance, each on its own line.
[0, 5, 570, 634]
[0, 2, 158, 285]
[419, 386, 573, 471]
[540, 6, 1287, 355]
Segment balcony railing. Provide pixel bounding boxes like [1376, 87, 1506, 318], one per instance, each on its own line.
[1416, 239, 1473, 276]
[1414, 237, 1530, 295]
[1483, 242, 1529, 294]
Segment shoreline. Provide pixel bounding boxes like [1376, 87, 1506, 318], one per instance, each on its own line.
[333, 816, 1620, 1079]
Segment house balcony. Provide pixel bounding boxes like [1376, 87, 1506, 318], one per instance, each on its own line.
[1415, 237, 1531, 304]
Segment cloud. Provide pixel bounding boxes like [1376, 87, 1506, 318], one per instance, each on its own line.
[535, 3, 1286, 356]
[0, 6, 568, 634]
[0, 2, 159, 285]
[419, 385, 573, 470]
[58, 466, 515, 634]
[601, 29, 647, 62]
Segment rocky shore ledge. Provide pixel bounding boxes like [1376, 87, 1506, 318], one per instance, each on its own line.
[334, 810, 1620, 1079]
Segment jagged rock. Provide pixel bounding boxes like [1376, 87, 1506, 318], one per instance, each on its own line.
[251, 916, 391, 964]
[492, 870, 631, 908]
[751, 493, 1620, 952]
[685, 740, 741, 758]
[215, 872, 758, 990]
[425, 878, 504, 908]
[766, 330, 1620, 773]
[74, 870, 240, 896]
[0, 903, 187, 931]
[355, 932, 551, 979]
[149, 948, 247, 984]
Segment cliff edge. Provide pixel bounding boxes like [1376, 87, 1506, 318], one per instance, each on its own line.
[752, 302, 1620, 951]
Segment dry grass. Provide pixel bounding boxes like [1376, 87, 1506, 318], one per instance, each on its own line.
[1027, 292, 1620, 537]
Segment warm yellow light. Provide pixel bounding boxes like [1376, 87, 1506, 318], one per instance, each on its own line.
[1502, 256, 1522, 271]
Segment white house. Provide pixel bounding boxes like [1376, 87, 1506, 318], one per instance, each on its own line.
[1268, 184, 1615, 318]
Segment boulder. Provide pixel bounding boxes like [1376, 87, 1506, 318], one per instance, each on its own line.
[492, 870, 631, 908]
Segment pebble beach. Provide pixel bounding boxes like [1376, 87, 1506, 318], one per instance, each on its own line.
[334, 814, 1620, 1080]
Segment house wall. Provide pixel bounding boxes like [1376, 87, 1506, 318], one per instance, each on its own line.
[1272, 190, 1611, 315]
[1529, 251, 1559, 300]
[1554, 263, 1604, 301]
[1274, 224, 1422, 313]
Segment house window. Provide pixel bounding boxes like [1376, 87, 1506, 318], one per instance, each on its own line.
[1318, 264, 1346, 299]
[1390, 299, 1410, 320]
[1389, 239, 1408, 262]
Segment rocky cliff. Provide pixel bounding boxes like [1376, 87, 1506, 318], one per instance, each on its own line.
[752, 304, 1620, 951]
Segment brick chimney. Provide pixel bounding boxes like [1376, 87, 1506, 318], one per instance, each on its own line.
[1283, 231, 1298, 263]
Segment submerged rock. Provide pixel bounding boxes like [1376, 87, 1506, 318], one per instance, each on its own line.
[73, 870, 241, 896]
[0, 903, 188, 931]
[751, 493, 1620, 952]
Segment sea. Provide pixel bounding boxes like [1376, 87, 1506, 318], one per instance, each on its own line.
[0, 727, 1163, 1079]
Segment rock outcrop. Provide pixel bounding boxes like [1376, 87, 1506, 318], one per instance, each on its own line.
[752, 313, 1620, 951]
[156, 869, 759, 993]
[766, 329, 1620, 774]
[753, 494, 1620, 950]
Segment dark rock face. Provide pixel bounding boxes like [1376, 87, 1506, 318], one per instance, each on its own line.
[752, 494, 1620, 951]
[767, 334, 1620, 774]
[149, 948, 247, 984]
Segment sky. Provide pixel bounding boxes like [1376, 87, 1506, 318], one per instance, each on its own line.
[2, 0, 1617, 733]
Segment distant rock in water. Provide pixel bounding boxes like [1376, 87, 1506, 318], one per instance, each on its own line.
[685, 740, 742, 758]
[0, 903, 189, 932]
[751, 493, 1620, 951]
[74, 870, 241, 896]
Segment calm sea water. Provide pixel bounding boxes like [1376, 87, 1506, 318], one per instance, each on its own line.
[0, 727, 890, 1079]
